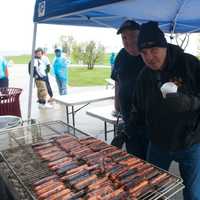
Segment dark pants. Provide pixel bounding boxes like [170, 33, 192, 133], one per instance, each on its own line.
[148, 143, 200, 200]
[45, 76, 53, 98]
[0, 77, 8, 88]
[126, 127, 149, 160]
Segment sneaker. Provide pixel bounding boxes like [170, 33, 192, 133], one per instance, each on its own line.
[44, 103, 53, 108]
[38, 103, 53, 109]
[48, 97, 54, 103]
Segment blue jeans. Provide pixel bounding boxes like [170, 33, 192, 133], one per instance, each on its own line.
[148, 143, 200, 200]
[56, 77, 67, 95]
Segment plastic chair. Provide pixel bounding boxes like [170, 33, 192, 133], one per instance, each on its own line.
[0, 88, 22, 117]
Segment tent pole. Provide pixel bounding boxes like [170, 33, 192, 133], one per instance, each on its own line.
[27, 22, 38, 122]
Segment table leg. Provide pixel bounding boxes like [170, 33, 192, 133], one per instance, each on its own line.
[66, 106, 69, 124]
[72, 106, 75, 135]
[72, 106, 75, 128]
[114, 124, 116, 137]
[104, 121, 107, 141]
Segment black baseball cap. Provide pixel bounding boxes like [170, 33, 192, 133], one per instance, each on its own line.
[117, 20, 140, 34]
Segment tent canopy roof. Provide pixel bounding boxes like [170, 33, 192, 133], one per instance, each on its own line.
[34, 0, 200, 33]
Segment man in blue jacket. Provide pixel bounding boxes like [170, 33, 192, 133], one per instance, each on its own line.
[52, 48, 69, 95]
[128, 21, 200, 199]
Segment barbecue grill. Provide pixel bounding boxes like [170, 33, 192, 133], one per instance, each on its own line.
[0, 120, 184, 200]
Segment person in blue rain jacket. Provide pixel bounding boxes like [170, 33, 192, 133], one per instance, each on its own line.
[52, 48, 69, 95]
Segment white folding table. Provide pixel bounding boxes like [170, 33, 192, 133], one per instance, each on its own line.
[86, 105, 123, 140]
[53, 89, 114, 129]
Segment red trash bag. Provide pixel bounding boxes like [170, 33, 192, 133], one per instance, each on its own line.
[0, 88, 22, 117]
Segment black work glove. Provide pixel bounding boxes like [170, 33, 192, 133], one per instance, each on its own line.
[165, 92, 200, 112]
[111, 123, 127, 148]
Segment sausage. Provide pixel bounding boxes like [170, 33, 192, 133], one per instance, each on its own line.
[88, 177, 110, 191]
[111, 151, 127, 159]
[159, 177, 175, 188]
[109, 168, 128, 180]
[145, 169, 160, 180]
[70, 173, 90, 185]
[38, 184, 65, 200]
[63, 170, 89, 182]
[59, 192, 75, 200]
[34, 180, 56, 192]
[101, 188, 124, 200]
[111, 191, 129, 200]
[86, 164, 100, 171]
[137, 166, 155, 177]
[48, 157, 72, 167]
[33, 175, 58, 187]
[150, 173, 168, 185]
[56, 162, 78, 174]
[48, 152, 68, 162]
[50, 159, 75, 170]
[129, 162, 144, 169]
[118, 168, 137, 180]
[100, 147, 118, 154]
[61, 190, 85, 200]
[130, 185, 153, 198]
[43, 189, 71, 200]
[74, 175, 97, 190]
[114, 155, 132, 162]
[119, 158, 141, 166]
[36, 182, 64, 196]
[107, 150, 123, 157]
[79, 138, 98, 145]
[123, 176, 145, 189]
[129, 180, 149, 194]
[83, 152, 102, 160]
[66, 164, 88, 175]
[87, 185, 113, 197]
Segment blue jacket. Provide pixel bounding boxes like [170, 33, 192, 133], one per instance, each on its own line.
[52, 56, 69, 81]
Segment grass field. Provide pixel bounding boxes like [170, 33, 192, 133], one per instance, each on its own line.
[6, 54, 112, 86]
[68, 67, 111, 86]
[6, 53, 112, 65]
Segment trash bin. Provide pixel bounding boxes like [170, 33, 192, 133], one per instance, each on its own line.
[0, 88, 22, 117]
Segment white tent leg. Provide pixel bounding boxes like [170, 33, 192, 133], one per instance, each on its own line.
[27, 23, 38, 121]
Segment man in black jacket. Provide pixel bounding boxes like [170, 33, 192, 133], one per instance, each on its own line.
[111, 20, 149, 159]
[128, 21, 200, 199]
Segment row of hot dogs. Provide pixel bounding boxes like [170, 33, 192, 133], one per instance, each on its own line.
[32, 134, 177, 200]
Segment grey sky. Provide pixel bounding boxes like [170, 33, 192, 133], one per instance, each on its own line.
[0, 0, 198, 56]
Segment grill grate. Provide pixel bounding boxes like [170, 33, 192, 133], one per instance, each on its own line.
[0, 121, 184, 200]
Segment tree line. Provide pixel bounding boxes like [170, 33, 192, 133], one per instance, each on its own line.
[54, 35, 106, 70]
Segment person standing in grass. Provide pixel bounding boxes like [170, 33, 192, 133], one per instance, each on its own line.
[0, 56, 9, 87]
[52, 48, 69, 95]
[109, 52, 116, 70]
